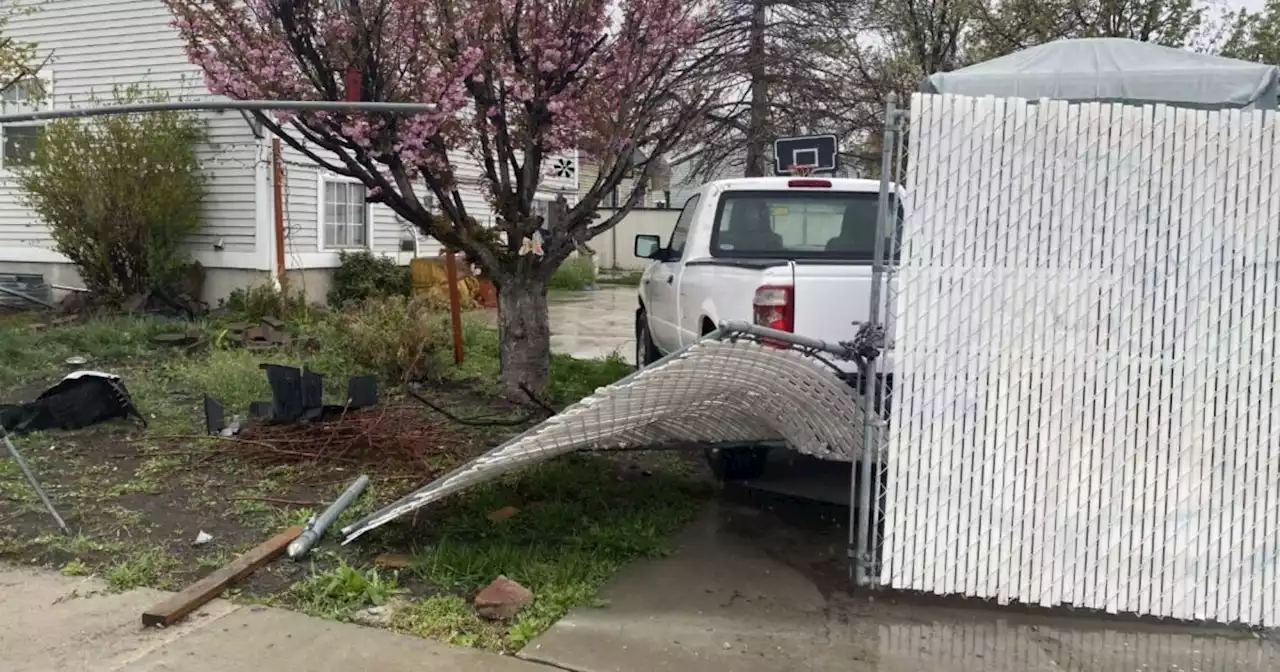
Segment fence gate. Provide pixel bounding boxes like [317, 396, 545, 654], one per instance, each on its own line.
[871, 92, 1280, 627]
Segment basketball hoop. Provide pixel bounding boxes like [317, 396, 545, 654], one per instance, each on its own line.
[789, 164, 816, 177]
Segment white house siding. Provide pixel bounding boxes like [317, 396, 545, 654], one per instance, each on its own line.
[0, 0, 264, 270]
[276, 141, 580, 267]
[576, 162, 659, 208]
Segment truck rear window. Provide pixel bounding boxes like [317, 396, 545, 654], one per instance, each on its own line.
[709, 190, 899, 261]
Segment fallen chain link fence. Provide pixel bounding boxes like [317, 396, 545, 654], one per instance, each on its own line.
[341, 322, 881, 544]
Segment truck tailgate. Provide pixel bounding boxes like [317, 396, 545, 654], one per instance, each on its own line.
[791, 263, 895, 368]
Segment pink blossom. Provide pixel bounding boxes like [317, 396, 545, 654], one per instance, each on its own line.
[163, 0, 709, 230]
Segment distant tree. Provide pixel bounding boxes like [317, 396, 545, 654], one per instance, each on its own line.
[680, 0, 859, 181]
[165, 0, 721, 392]
[1220, 0, 1280, 63]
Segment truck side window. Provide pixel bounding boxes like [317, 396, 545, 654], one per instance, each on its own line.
[667, 195, 700, 260]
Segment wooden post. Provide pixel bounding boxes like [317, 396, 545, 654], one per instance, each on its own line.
[445, 251, 465, 364]
[272, 138, 286, 284]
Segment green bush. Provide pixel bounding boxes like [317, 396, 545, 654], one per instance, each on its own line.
[223, 284, 310, 322]
[319, 295, 450, 381]
[17, 85, 207, 298]
[327, 250, 411, 307]
[547, 254, 597, 291]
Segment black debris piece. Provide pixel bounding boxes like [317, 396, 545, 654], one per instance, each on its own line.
[204, 396, 226, 435]
[0, 371, 146, 435]
[347, 376, 378, 409]
[261, 364, 305, 424]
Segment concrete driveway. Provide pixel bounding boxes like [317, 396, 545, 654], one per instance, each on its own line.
[548, 286, 637, 363]
[520, 497, 1280, 672]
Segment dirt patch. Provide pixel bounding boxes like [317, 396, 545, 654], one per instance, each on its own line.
[0, 384, 527, 596]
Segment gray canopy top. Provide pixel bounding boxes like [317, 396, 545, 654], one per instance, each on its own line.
[922, 38, 1280, 110]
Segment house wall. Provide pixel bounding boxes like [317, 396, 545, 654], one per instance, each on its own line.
[0, 0, 268, 302]
[576, 162, 662, 208]
[592, 207, 680, 271]
[274, 140, 580, 304]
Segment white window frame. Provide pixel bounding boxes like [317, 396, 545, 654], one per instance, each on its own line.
[317, 173, 373, 251]
[0, 70, 54, 172]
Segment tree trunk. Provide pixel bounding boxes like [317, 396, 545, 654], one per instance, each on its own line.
[744, 0, 769, 177]
[495, 274, 552, 394]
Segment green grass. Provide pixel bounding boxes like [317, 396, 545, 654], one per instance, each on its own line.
[104, 548, 179, 592]
[290, 559, 399, 620]
[3, 300, 700, 651]
[547, 255, 598, 291]
[0, 315, 170, 389]
[393, 455, 709, 652]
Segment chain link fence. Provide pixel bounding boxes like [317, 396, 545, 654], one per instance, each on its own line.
[869, 92, 1280, 627]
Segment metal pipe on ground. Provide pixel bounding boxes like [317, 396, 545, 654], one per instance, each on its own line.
[0, 284, 54, 309]
[287, 474, 370, 559]
[1, 425, 70, 535]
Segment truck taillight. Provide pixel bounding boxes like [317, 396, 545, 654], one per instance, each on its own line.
[753, 286, 794, 340]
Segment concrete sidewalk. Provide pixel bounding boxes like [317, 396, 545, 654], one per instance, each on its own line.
[519, 502, 1280, 672]
[0, 565, 543, 672]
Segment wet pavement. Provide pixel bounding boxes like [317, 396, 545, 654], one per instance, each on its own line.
[548, 286, 637, 362]
[521, 495, 1280, 672]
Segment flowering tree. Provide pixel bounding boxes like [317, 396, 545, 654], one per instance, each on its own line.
[164, 0, 720, 391]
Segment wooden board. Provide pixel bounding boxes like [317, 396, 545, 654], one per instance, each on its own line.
[141, 526, 302, 628]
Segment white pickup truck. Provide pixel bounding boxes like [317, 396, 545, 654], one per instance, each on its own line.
[632, 176, 897, 479]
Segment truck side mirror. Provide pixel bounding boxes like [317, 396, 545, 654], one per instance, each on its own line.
[634, 234, 664, 260]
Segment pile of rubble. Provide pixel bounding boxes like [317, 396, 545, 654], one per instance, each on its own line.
[220, 316, 292, 349]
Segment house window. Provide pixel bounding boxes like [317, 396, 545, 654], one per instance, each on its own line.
[322, 178, 369, 248]
[1, 77, 48, 170]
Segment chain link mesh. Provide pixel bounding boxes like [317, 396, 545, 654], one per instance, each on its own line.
[342, 332, 874, 543]
[874, 92, 1280, 627]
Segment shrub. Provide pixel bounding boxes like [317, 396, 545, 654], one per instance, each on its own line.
[327, 250, 411, 307]
[324, 295, 450, 381]
[223, 284, 310, 323]
[548, 254, 597, 291]
[17, 85, 207, 298]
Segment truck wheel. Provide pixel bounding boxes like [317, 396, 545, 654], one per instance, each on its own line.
[705, 445, 771, 481]
[635, 309, 661, 367]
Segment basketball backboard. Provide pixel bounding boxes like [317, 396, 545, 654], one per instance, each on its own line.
[774, 134, 838, 175]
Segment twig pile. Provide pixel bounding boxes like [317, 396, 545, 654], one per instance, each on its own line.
[233, 405, 470, 479]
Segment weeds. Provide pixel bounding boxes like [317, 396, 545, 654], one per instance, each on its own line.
[395, 595, 505, 649]
[222, 284, 311, 323]
[61, 559, 90, 576]
[400, 455, 709, 651]
[105, 548, 178, 591]
[0, 316, 166, 389]
[290, 559, 398, 620]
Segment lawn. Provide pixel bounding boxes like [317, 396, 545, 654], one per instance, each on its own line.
[0, 295, 709, 653]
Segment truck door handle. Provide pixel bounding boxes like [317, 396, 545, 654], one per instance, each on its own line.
[665, 275, 673, 285]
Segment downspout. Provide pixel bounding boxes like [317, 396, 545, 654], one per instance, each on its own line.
[273, 137, 286, 285]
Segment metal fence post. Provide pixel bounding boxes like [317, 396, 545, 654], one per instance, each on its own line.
[854, 94, 900, 587]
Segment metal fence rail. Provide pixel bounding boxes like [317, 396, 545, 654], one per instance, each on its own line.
[874, 92, 1280, 626]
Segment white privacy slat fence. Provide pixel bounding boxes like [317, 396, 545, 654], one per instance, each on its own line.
[881, 92, 1280, 626]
